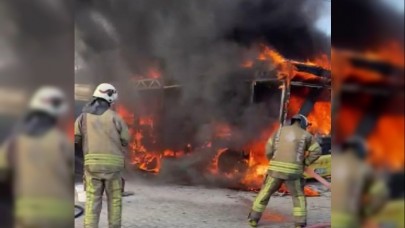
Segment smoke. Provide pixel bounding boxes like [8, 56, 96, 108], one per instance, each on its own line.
[76, 0, 330, 80]
[1, 0, 73, 93]
[0, 0, 73, 141]
[226, 0, 330, 59]
[76, 0, 330, 184]
[332, 0, 404, 50]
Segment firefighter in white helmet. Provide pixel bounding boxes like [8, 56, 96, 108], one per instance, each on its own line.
[75, 83, 129, 228]
[0, 86, 73, 228]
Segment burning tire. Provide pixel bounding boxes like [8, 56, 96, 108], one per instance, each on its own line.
[217, 149, 249, 175]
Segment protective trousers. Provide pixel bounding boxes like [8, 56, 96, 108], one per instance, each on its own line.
[252, 175, 307, 226]
[15, 220, 72, 228]
[331, 212, 359, 228]
[84, 174, 122, 228]
[14, 197, 73, 228]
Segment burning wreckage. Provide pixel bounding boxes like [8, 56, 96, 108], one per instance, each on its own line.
[75, 46, 332, 196]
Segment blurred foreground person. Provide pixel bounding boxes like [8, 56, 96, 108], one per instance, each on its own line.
[0, 87, 74, 228]
[248, 114, 321, 227]
[331, 137, 388, 228]
[75, 83, 129, 228]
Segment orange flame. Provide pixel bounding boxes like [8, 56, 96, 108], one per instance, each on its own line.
[131, 152, 161, 173]
[115, 44, 332, 191]
[241, 60, 254, 68]
[131, 65, 162, 80]
[116, 104, 162, 172]
[367, 114, 404, 171]
[163, 149, 186, 158]
[303, 54, 331, 70]
[279, 184, 320, 197]
[244, 44, 331, 82]
[241, 123, 280, 188]
[288, 92, 331, 136]
[257, 45, 285, 65]
[333, 42, 404, 171]
[139, 116, 154, 128]
[208, 148, 229, 175]
[147, 67, 161, 79]
[116, 104, 134, 125]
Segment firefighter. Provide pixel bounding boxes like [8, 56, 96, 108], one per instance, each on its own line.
[75, 83, 129, 228]
[0, 86, 73, 228]
[248, 114, 321, 228]
[331, 136, 388, 228]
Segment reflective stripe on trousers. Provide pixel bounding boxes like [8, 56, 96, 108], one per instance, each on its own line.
[84, 175, 122, 228]
[252, 175, 283, 212]
[15, 197, 72, 220]
[331, 212, 359, 228]
[252, 176, 307, 226]
[268, 160, 303, 174]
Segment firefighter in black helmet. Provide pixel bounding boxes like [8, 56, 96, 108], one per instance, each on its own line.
[248, 114, 322, 227]
[332, 136, 388, 227]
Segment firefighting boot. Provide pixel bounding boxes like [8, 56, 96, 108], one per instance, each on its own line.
[247, 210, 262, 227]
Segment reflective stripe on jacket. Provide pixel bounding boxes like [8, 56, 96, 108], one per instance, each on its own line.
[75, 109, 129, 173]
[84, 153, 125, 173]
[266, 124, 321, 179]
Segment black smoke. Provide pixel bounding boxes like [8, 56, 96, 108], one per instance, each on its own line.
[332, 0, 404, 50]
[1, 0, 73, 93]
[75, 0, 330, 185]
[227, 0, 330, 60]
[76, 0, 330, 82]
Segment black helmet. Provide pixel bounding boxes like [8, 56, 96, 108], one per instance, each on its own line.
[341, 136, 368, 159]
[291, 114, 309, 130]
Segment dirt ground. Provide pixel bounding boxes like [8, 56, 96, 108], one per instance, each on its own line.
[75, 177, 330, 228]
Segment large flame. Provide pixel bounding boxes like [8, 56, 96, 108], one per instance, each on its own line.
[368, 114, 404, 171]
[241, 123, 279, 189]
[288, 90, 331, 136]
[114, 45, 331, 194]
[243, 44, 331, 82]
[116, 104, 161, 173]
[333, 43, 404, 171]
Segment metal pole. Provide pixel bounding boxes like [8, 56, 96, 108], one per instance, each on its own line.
[279, 79, 291, 125]
[250, 80, 256, 104]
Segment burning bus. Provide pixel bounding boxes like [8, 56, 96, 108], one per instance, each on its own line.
[332, 47, 404, 226]
[74, 45, 331, 191]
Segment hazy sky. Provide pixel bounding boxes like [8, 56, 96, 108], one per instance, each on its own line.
[384, 0, 405, 13]
[315, 1, 331, 36]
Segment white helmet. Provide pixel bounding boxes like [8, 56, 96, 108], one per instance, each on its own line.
[29, 86, 68, 117]
[92, 83, 118, 104]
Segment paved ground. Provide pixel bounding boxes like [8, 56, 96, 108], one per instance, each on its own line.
[75, 177, 330, 228]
